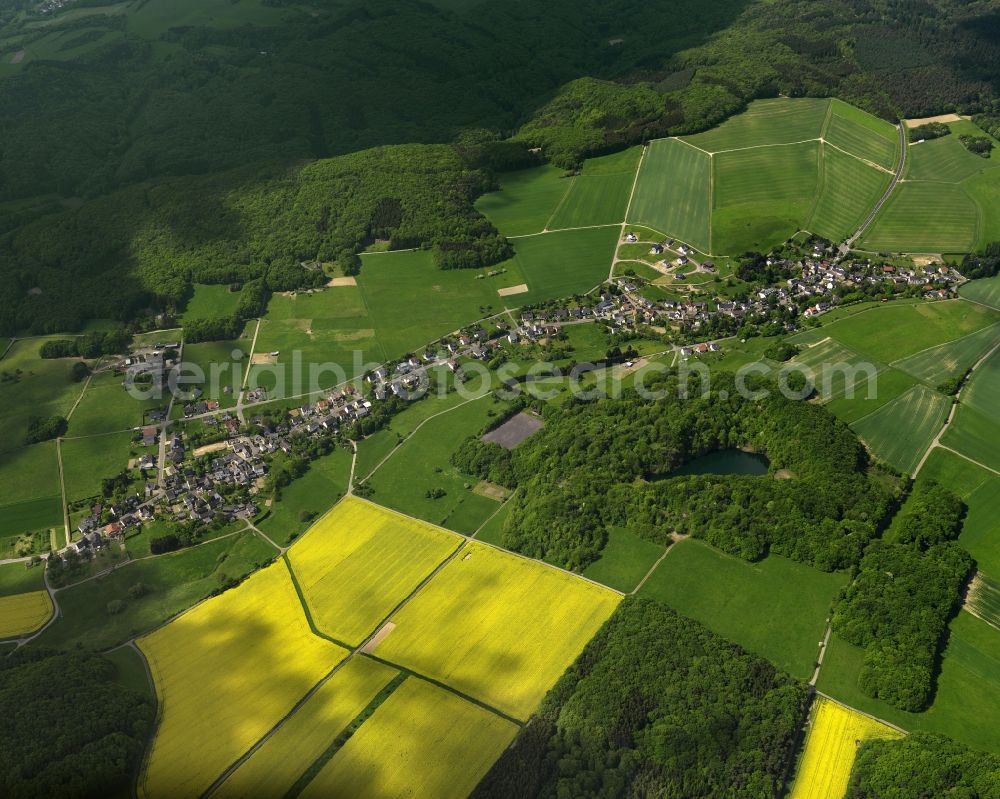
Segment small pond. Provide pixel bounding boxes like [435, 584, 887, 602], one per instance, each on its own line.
[673, 449, 770, 476]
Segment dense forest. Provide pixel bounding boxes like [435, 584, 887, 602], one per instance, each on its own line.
[0, 144, 509, 334]
[472, 598, 807, 799]
[832, 482, 972, 711]
[0, 648, 154, 799]
[2, 0, 1000, 331]
[849, 732, 1000, 797]
[455, 372, 898, 571]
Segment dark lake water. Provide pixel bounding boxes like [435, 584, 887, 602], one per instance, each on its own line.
[673, 449, 770, 476]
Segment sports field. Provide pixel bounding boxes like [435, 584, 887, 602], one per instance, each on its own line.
[851, 384, 950, 472]
[138, 563, 347, 799]
[628, 138, 712, 252]
[215, 657, 399, 799]
[0, 589, 52, 639]
[287, 498, 460, 645]
[376, 541, 621, 719]
[788, 697, 903, 799]
[638, 539, 847, 680]
[298, 678, 518, 799]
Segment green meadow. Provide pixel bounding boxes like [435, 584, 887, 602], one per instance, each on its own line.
[258, 446, 354, 545]
[851, 384, 950, 473]
[582, 527, 664, 593]
[68, 370, 161, 436]
[0, 560, 46, 597]
[960, 274, 1000, 310]
[474, 165, 571, 236]
[863, 118, 1000, 252]
[892, 321, 1000, 386]
[639, 538, 847, 680]
[180, 284, 242, 324]
[818, 612, 1000, 755]
[363, 396, 510, 534]
[60, 430, 134, 504]
[34, 531, 275, 652]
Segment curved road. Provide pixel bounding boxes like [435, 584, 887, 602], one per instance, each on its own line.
[845, 121, 908, 249]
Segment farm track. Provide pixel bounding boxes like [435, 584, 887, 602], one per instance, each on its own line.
[846, 122, 908, 247]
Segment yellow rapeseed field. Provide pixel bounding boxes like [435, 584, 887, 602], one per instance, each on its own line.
[299, 678, 518, 799]
[138, 562, 348, 799]
[376, 541, 621, 719]
[789, 696, 904, 799]
[287, 497, 460, 645]
[0, 590, 52, 639]
[215, 656, 398, 799]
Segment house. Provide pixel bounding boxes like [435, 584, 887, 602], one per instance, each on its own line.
[650, 244, 664, 255]
[625, 232, 638, 243]
[141, 426, 158, 447]
[679, 347, 693, 359]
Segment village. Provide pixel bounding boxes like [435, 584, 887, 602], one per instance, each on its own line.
[61, 240, 964, 562]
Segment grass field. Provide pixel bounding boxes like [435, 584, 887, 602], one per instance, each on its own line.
[629, 98, 903, 254]
[825, 100, 899, 170]
[851, 384, 950, 473]
[0, 440, 61, 507]
[0, 337, 87, 453]
[356, 249, 506, 359]
[547, 148, 641, 230]
[808, 144, 892, 242]
[364, 397, 509, 533]
[215, 657, 399, 799]
[36, 531, 274, 651]
[628, 138, 712, 252]
[905, 120, 1000, 183]
[248, 287, 381, 396]
[682, 97, 829, 151]
[941, 404, 1000, 473]
[892, 321, 1000, 386]
[861, 181, 979, 253]
[505, 225, 620, 305]
[299, 678, 518, 799]
[812, 301, 998, 364]
[138, 561, 348, 799]
[60, 430, 134, 503]
[0, 589, 52, 639]
[864, 119, 1000, 253]
[823, 367, 917, 424]
[180, 284, 242, 324]
[474, 165, 571, 236]
[287, 498, 460, 646]
[961, 274, 1000, 309]
[582, 527, 665, 592]
[376, 541, 620, 719]
[638, 539, 847, 680]
[966, 574, 1000, 631]
[257, 446, 353, 545]
[788, 696, 903, 799]
[181, 338, 251, 407]
[818, 611, 1000, 754]
[957, 342, 1000, 419]
[68, 370, 161, 435]
[0, 561, 45, 596]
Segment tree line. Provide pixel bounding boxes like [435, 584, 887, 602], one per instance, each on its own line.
[453, 371, 899, 571]
[472, 598, 808, 799]
[832, 481, 972, 711]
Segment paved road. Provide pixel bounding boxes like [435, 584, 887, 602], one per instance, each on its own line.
[845, 122, 908, 249]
